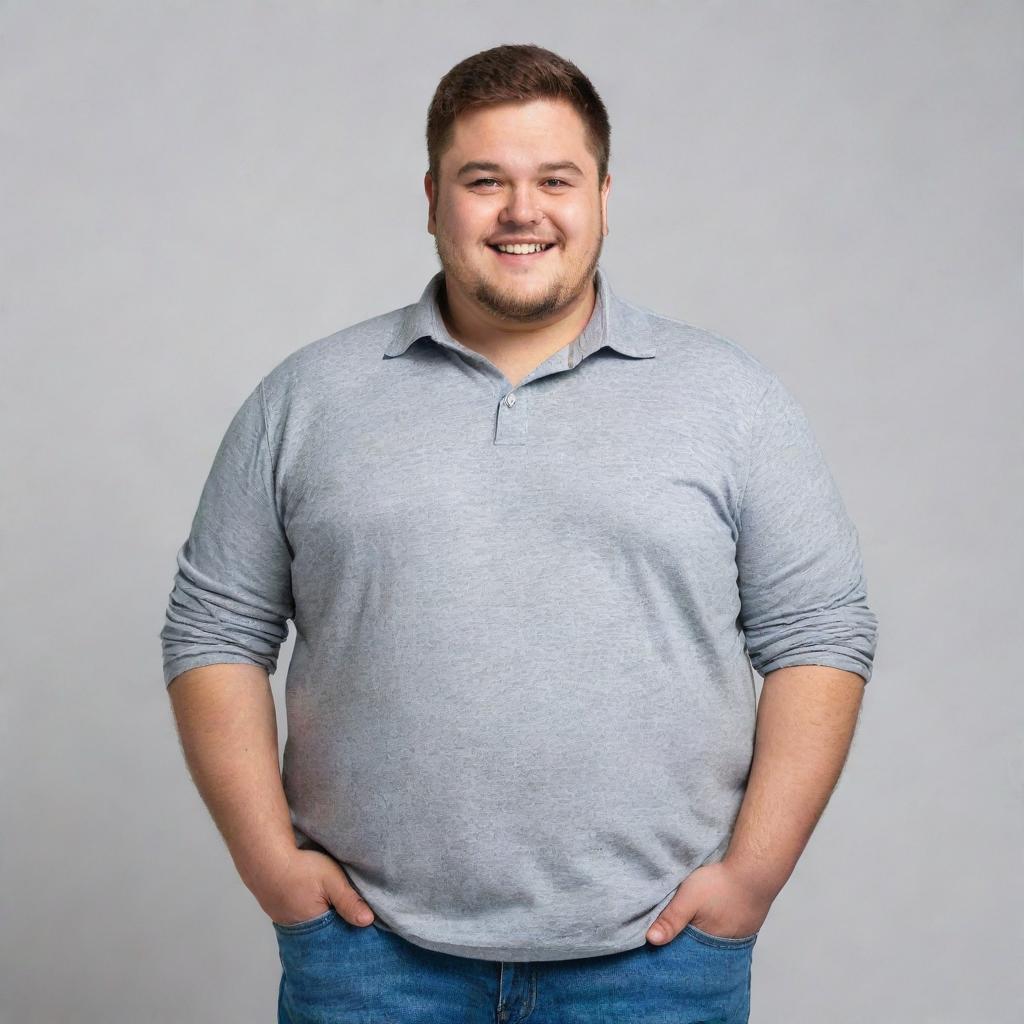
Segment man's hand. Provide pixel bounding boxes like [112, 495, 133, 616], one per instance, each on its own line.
[647, 665, 865, 946]
[645, 860, 774, 945]
[251, 847, 377, 928]
[166, 664, 378, 931]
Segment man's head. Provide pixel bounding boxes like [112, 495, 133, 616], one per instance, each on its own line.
[424, 44, 612, 325]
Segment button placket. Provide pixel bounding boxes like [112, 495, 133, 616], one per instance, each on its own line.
[494, 387, 528, 445]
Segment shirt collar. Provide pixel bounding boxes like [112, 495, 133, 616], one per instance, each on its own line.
[384, 264, 656, 363]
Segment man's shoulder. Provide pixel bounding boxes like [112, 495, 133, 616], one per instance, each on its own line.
[259, 299, 415, 401]
[616, 293, 777, 397]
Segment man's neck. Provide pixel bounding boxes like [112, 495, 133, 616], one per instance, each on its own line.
[438, 276, 597, 382]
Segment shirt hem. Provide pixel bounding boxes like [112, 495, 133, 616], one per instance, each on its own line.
[370, 918, 653, 962]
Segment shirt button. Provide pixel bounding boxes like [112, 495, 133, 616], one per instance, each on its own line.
[505, 392, 517, 407]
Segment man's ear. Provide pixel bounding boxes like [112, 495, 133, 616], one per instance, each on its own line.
[424, 172, 437, 235]
[600, 173, 611, 237]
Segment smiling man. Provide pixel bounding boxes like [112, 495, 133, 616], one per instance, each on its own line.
[161, 44, 879, 1024]
[426, 97, 609, 388]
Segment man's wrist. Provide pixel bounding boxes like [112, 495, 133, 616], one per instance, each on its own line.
[719, 852, 788, 905]
[235, 836, 300, 895]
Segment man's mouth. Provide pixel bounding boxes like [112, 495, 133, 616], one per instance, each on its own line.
[487, 242, 557, 262]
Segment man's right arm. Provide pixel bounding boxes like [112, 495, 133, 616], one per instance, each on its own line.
[167, 662, 375, 928]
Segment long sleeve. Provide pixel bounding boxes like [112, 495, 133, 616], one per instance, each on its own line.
[160, 378, 295, 687]
[735, 376, 879, 684]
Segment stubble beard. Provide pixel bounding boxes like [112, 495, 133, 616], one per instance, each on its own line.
[433, 231, 604, 324]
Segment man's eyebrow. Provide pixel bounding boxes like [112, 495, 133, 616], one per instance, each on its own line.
[538, 161, 585, 176]
[455, 160, 586, 177]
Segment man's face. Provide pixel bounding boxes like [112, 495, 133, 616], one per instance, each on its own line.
[425, 98, 610, 323]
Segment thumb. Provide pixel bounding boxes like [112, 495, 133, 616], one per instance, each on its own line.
[324, 867, 376, 928]
[647, 883, 696, 945]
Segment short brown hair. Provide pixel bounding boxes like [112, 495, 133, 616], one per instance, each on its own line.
[426, 44, 611, 188]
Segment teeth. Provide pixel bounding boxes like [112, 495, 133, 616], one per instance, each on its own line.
[495, 243, 549, 254]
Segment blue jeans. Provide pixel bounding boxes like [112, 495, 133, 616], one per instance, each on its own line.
[273, 908, 757, 1023]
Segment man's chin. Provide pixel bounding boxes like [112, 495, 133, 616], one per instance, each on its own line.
[474, 285, 564, 322]
[478, 266, 583, 315]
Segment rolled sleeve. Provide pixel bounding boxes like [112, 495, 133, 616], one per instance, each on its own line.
[159, 378, 294, 687]
[736, 377, 879, 684]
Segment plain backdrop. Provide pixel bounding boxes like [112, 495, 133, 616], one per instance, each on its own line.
[2, 2, 1021, 1021]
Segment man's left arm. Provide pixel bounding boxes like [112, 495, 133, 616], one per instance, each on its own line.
[722, 663, 865, 901]
[647, 665, 864, 944]
[647, 375, 879, 945]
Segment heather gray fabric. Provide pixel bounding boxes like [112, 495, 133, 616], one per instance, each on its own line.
[160, 265, 879, 961]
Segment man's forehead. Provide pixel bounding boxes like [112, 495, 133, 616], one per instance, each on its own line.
[439, 99, 599, 180]
[444, 128, 595, 175]
[447, 99, 588, 143]
[454, 95, 579, 126]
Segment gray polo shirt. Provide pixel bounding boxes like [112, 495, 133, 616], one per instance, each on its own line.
[160, 265, 878, 962]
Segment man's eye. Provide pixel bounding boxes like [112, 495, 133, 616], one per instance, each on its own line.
[469, 178, 568, 188]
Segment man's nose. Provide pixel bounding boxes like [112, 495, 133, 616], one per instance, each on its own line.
[498, 186, 543, 226]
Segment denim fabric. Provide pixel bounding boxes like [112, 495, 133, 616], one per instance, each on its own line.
[274, 911, 757, 1024]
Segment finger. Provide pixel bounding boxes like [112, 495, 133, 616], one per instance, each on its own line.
[646, 903, 692, 945]
[327, 877, 376, 927]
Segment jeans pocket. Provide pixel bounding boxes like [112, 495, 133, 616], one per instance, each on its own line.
[683, 923, 759, 949]
[272, 906, 338, 935]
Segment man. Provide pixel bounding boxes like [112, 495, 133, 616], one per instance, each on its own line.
[161, 43, 878, 1024]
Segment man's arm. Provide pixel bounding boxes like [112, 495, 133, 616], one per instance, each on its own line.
[645, 372, 879, 945]
[722, 663, 865, 902]
[160, 383, 374, 927]
[167, 662, 376, 927]
[167, 663, 297, 894]
[646, 663, 865, 944]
